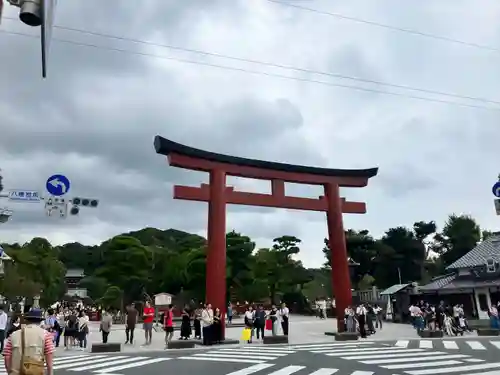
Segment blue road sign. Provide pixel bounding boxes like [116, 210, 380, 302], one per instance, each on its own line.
[46, 174, 70, 196]
[493, 182, 500, 198]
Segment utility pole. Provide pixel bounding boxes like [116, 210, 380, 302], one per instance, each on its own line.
[3, 0, 57, 78]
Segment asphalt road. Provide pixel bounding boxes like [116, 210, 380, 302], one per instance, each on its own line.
[49, 338, 500, 375]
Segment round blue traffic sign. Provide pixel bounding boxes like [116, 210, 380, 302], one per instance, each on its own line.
[46, 174, 71, 196]
[493, 182, 500, 198]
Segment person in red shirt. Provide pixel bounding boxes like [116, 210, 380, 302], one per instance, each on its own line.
[163, 304, 174, 347]
[143, 301, 155, 345]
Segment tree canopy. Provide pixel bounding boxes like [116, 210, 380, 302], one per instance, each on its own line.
[0, 213, 491, 307]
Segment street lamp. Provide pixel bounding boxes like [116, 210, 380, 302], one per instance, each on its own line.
[347, 257, 359, 281]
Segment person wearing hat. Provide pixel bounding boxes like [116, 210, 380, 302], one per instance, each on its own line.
[3, 308, 54, 375]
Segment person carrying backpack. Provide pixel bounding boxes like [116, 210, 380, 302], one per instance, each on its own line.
[3, 308, 54, 375]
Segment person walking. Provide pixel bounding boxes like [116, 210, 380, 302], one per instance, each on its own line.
[125, 303, 138, 345]
[142, 301, 155, 346]
[279, 303, 289, 336]
[100, 310, 112, 343]
[356, 304, 367, 338]
[179, 305, 191, 340]
[163, 305, 174, 348]
[254, 305, 266, 340]
[77, 311, 89, 350]
[0, 305, 8, 353]
[201, 303, 213, 346]
[3, 308, 54, 375]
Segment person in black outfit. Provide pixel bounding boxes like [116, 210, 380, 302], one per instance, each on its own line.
[254, 305, 266, 340]
[180, 306, 192, 340]
[193, 305, 202, 340]
[357, 304, 367, 338]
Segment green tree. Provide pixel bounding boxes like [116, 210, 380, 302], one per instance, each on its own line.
[96, 235, 152, 303]
[226, 231, 256, 300]
[433, 214, 481, 268]
[98, 286, 123, 310]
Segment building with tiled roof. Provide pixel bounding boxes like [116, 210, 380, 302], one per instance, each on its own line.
[419, 232, 500, 319]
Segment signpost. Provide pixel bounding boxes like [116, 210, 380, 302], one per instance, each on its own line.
[41, 0, 57, 78]
[492, 176, 500, 216]
[46, 174, 70, 196]
[8, 190, 41, 202]
[492, 181, 500, 198]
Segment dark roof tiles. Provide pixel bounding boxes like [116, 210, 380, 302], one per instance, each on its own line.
[446, 234, 500, 270]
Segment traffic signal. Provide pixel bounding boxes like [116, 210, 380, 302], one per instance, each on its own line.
[72, 197, 99, 208]
[70, 206, 79, 216]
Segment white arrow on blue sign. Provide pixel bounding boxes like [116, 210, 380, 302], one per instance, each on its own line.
[493, 182, 500, 198]
[46, 174, 70, 196]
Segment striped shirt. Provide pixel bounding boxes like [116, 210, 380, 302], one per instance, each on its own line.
[3, 331, 55, 361]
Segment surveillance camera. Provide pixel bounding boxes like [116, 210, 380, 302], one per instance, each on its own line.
[19, 0, 43, 27]
[70, 206, 79, 215]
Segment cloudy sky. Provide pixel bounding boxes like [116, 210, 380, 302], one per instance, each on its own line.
[1, 0, 499, 268]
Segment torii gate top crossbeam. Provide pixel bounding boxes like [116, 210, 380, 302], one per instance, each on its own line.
[154, 136, 378, 187]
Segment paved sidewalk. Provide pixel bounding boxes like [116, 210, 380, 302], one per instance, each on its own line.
[58, 316, 427, 354]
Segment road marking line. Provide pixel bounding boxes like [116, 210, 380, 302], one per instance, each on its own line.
[217, 348, 293, 354]
[490, 341, 500, 349]
[443, 341, 459, 349]
[384, 360, 463, 369]
[361, 354, 469, 364]
[68, 357, 147, 371]
[312, 346, 386, 354]
[341, 350, 441, 360]
[464, 358, 485, 362]
[178, 356, 265, 363]
[195, 353, 278, 360]
[395, 340, 409, 348]
[308, 368, 339, 375]
[406, 362, 500, 375]
[329, 348, 425, 357]
[93, 358, 170, 373]
[54, 356, 128, 369]
[351, 371, 375, 375]
[466, 340, 486, 350]
[53, 355, 109, 365]
[290, 342, 374, 349]
[418, 340, 432, 349]
[223, 363, 275, 375]
[266, 365, 305, 375]
[239, 347, 296, 353]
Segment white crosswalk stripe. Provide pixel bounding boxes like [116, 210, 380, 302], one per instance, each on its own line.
[319, 345, 500, 375]
[223, 363, 364, 375]
[394, 339, 500, 351]
[0, 354, 171, 375]
[178, 346, 296, 364]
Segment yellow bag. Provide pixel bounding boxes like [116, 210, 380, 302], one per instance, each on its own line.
[240, 328, 251, 341]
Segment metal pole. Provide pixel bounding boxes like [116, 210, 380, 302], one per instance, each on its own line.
[398, 268, 402, 284]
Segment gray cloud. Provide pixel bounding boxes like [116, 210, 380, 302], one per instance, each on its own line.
[1, 0, 500, 268]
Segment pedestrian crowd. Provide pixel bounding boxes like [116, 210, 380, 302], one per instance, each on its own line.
[240, 303, 289, 343]
[409, 300, 471, 335]
[343, 303, 383, 338]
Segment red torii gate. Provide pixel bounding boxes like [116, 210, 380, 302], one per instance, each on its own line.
[154, 136, 378, 338]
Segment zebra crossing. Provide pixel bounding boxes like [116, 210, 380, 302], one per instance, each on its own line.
[0, 353, 171, 375]
[394, 339, 500, 351]
[302, 344, 500, 375]
[178, 345, 296, 363]
[223, 363, 376, 375]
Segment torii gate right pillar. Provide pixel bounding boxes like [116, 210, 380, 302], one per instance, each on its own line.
[325, 182, 352, 332]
